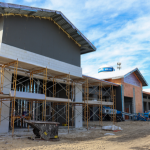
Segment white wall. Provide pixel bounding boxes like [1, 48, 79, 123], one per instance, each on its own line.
[0, 70, 12, 133]
[74, 84, 82, 128]
[0, 43, 82, 77]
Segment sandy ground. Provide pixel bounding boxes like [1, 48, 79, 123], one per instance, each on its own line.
[1, 121, 150, 150]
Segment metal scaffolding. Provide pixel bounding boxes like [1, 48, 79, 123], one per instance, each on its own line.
[0, 60, 18, 135]
[29, 68, 47, 121]
[0, 59, 117, 136]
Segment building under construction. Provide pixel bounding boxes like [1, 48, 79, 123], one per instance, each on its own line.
[98, 68, 148, 117]
[0, 2, 148, 135]
[0, 2, 118, 135]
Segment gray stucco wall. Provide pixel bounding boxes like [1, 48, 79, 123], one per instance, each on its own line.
[2, 16, 81, 67]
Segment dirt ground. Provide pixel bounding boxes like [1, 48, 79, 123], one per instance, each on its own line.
[1, 121, 150, 150]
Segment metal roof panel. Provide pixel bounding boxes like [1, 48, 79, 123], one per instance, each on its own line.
[0, 2, 96, 54]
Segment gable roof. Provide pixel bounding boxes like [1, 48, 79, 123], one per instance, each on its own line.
[94, 68, 148, 86]
[124, 68, 148, 86]
[0, 2, 96, 54]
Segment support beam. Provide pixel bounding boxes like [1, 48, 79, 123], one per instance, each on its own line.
[85, 79, 89, 130]
[74, 84, 82, 128]
[66, 74, 70, 133]
[113, 87, 116, 124]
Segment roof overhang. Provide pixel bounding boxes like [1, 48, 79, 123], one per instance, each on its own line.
[0, 2, 96, 54]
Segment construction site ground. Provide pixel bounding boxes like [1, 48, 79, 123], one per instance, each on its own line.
[0, 121, 150, 150]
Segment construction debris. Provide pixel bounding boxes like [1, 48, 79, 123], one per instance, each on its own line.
[104, 133, 115, 136]
[102, 125, 122, 131]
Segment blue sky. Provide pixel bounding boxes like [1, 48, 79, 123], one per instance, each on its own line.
[1, 0, 150, 91]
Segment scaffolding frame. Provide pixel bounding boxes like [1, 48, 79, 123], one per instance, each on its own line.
[29, 68, 47, 121]
[51, 74, 71, 133]
[0, 60, 18, 135]
[0, 59, 117, 136]
[72, 77, 116, 130]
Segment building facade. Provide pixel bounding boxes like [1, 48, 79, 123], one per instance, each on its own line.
[143, 91, 150, 112]
[102, 68, 148, 116]
[0, 2, 96, 133]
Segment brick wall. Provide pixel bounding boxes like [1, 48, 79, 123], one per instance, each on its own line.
[106, 75, 143, 113]
[122, 82, 142, 113]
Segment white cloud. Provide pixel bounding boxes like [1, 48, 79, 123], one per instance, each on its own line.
[2, 0, 150, 85]
[84, 0, 136, 12]
[143, 89, 150, 93]
[81, 13, 150, 78]
[38, 0, 150, 31]
[24, 0, 39, 2]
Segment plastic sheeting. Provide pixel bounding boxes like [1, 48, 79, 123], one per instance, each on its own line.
[102, 125, 123, 131]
